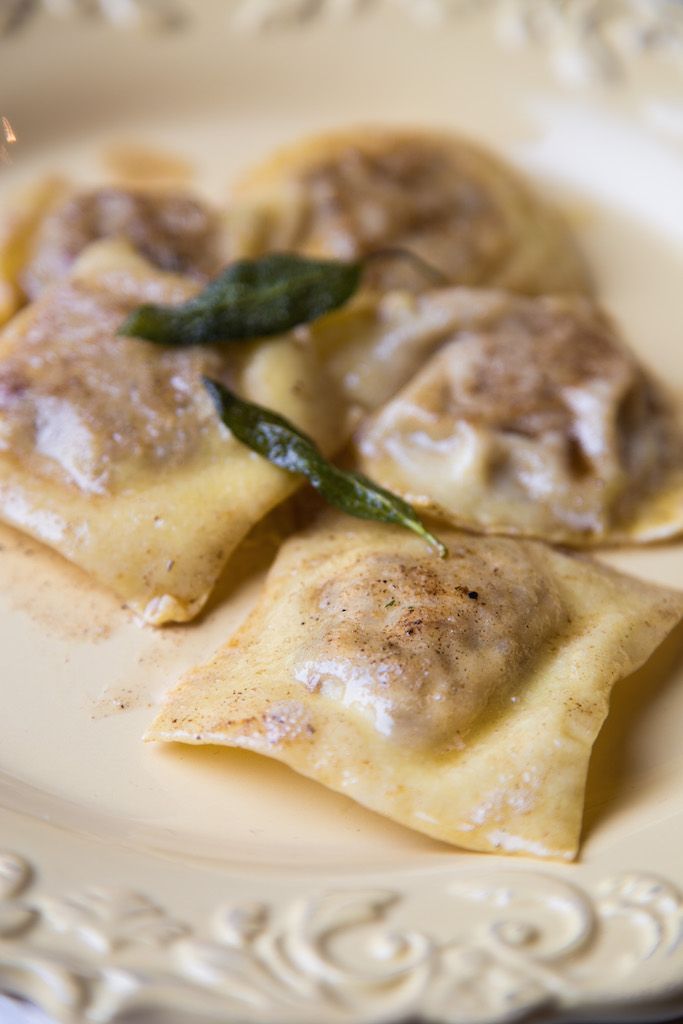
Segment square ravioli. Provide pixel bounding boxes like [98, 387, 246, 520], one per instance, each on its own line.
[149, 513, 683, 859]
[356, 289, 683, 546]
[0, 240, 346, 624]
[232, 127, 591, 296]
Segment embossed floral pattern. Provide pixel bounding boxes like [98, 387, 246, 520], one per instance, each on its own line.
[37, 888, 188, 954]
[3, 0, 683, 86]
[0, 853, 35, 937]
[2, 851, 683, 1023]
[0, 0, 183, 35]
[496, 0, 683, 83]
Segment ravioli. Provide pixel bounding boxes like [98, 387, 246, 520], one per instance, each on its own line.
[232, 127, 591, 296]
[0, 240, 346, 624]
[149, 513, 683, 859]
[357, 289, 683, 545]
[19, 184, 226, 299]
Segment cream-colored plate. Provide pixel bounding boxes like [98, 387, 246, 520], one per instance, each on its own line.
[3, 3, 683, 1022]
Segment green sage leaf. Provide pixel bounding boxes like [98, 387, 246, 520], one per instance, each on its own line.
[118, 253, 363, 346]
[204, 378, 447, 557]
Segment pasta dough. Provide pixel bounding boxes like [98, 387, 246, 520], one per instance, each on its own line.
[0, 240, 346, 624]
[357, 289, 683, 545]
[148, 513, 683, 860]
[232, 127, 591, 296]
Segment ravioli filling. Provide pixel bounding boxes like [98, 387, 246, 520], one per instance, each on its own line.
[292, 541, 567, 750]
[0, 267, 226, 494]
[358, 291, 683, 543]
[20, 186, 222, 300]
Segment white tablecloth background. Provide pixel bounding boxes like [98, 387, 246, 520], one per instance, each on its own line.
[2, 993, 682, 1024]
[0, 996, 51, 1023]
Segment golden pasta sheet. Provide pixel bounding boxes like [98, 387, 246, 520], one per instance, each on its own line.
[149, 513, 683, 860]
[356, 289, 683, 546]
[231, 127, 591, 296]
[309, 289, 479, 415]
[0, 240, 347, 624]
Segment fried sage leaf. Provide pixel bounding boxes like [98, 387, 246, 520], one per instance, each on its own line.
[204, 378, 447, 557]
[118, 253, 362, 346]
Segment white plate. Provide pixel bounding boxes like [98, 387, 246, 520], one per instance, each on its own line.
[2, 3, 683, 1022]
